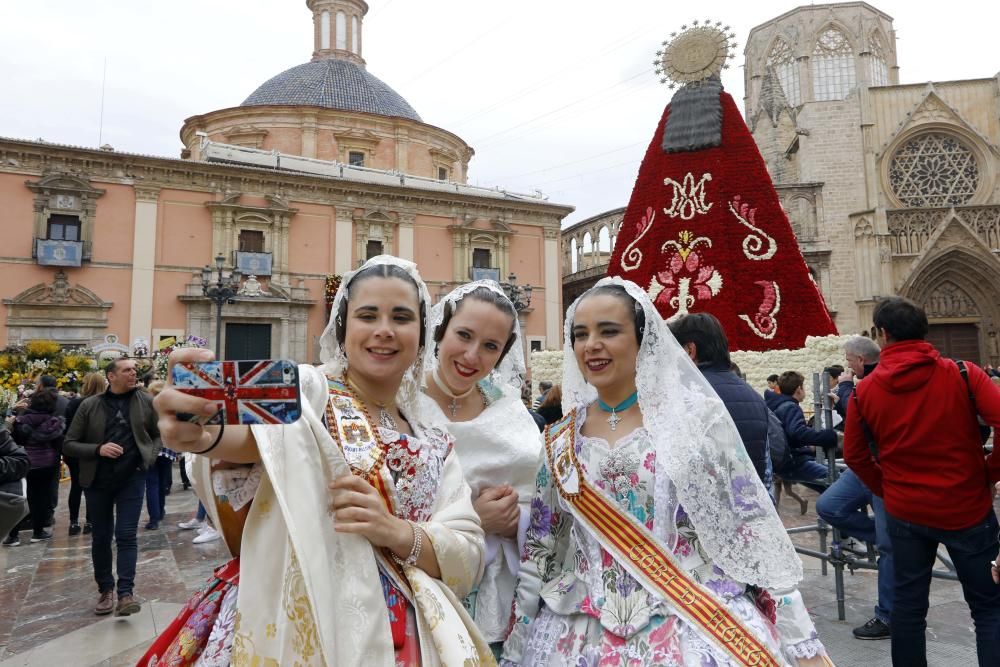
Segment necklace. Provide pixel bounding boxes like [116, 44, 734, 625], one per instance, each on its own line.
[431, 367, 480, 418]
[345, 376, 398, 431]
[596, 391, 638, 431]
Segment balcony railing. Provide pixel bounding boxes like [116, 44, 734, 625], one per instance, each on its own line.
[234, 251, 273, 276]
[34, 238, 83, 267]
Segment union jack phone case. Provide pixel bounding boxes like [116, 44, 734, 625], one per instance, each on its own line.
[171, 360, 302, 425]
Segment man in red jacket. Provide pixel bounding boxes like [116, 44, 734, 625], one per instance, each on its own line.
[844, 296, 1000, 667]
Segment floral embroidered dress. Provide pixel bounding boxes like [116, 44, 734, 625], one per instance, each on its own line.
[502, 407, 825, 667]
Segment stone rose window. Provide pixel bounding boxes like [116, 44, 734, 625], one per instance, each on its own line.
[889, 132, 980, 207]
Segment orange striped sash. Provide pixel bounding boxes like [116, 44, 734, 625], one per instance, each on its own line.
[544, 413, 783, 667]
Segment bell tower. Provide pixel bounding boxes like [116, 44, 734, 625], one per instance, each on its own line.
[307, 0, 367, 66]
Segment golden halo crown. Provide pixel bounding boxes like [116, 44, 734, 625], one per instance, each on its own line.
[654, 20, 737, 89]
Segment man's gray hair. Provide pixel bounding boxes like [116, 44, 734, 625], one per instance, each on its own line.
[844, 335, 880, 362]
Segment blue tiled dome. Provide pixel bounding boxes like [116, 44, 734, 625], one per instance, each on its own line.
[242, 59, 421, 122]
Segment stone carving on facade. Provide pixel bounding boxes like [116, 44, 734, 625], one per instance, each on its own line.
[3, 271, 113, 345]
[924, 281, 978, 318]
[239, 275, 268, 297]
[886, 209, 939, 255]
[25, 172, 105, 261]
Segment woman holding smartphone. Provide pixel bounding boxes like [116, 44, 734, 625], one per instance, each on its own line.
[142, 256, 490, 667]
[420, 281, 541, 657]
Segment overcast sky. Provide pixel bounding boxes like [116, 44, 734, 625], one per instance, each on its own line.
[2, 1, 997, 227]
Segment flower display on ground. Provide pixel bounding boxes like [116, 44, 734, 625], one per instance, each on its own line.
[0, 341, 98, 395]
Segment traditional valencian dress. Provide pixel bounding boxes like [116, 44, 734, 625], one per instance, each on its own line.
[502, 277, 831, 667]
[503, 408, 824, 666]
[420, 280, 543, 649]
[420, 382, 539, 643]
[141, 255, 494, 667]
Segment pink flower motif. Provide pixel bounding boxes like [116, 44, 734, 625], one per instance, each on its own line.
[601, 549, 614, 568]
[598, 633, 626, 667]
[648, 617, 683, 664]
[673, 535, 693, 558]
[642, 452, 656, 473]
[581, 595, 600, 619]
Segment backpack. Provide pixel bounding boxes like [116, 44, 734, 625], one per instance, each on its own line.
[766, 408, 793, 474]
[853, 359, 990, 462]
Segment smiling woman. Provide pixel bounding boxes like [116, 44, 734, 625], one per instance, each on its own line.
[142, 256, 491, 667]
[419, 281, 540, 657]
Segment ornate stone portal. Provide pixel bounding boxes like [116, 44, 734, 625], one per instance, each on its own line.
[3, 270, 113, 345]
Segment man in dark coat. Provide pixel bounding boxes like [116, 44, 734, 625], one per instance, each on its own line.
[0, 426, 30, 543]
[64, 358, 160, 618]
[669, 313, 771, 493]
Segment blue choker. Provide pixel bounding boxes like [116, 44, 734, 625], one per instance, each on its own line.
[597, 391, 638, 431]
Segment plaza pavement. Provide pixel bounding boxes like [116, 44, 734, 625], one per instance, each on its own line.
[0, 478, 982, 666]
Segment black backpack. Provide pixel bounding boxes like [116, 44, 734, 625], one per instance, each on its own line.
[766, 408, 794, 473]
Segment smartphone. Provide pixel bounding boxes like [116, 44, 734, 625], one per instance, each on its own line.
[171, 360, 302, 425]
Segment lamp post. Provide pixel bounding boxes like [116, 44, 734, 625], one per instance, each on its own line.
[501, 272, 532, 312]
[201, 254, 242, 358]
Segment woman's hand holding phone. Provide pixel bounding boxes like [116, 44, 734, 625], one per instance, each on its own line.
[153, 348, 222, 454]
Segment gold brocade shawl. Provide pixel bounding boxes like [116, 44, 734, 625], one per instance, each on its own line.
[229, 364, 491, 667]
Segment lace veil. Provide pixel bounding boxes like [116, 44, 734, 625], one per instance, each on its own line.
[562, 276, 802, 590]
[318, 255, 433, 423]
[422, 280, 526, 391]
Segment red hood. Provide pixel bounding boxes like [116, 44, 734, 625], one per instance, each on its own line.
[867, 340, 941, 394]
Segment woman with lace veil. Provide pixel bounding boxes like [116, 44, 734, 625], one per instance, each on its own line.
[502, 277, 832, 667]
[143, 256, 492, 667]
[420, 281, 541, 657]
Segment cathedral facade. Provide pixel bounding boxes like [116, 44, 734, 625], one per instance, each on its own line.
[745, 1, 1000, 364]
[0, 0, 572, 362]
[561, 1, 1000, 365]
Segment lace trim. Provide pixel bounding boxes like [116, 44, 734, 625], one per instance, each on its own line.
[785, 638, 826, 660]
[423, 280, 526, 391]
[560, 276, 803, 591]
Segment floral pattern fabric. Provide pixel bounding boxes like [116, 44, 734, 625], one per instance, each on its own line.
[504, 408, 822, 666]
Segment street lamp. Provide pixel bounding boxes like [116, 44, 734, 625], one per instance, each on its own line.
[501, 272, 532, 312]
[201, 254, 242, 358]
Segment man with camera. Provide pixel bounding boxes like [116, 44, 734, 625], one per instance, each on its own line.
[64, 358, 161, 617]
[844, 296, 1000, 666]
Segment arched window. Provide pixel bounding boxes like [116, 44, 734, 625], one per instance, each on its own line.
[570, 238, 578, 273]
[766, 38, 800, 107]
[351, 15, 359, 53]
[869, 31, 889, 87]
[598, 226, 611, 253]
[888, 132, 981, 207]
[336, 11, 347, 50]
[320, 10, 331, 50]
[811, 27, 856, 101]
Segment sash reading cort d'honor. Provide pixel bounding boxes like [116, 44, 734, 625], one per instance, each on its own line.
[544, 412, 784, 667]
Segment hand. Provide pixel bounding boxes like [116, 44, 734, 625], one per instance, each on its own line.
[843, 368, 855, 383]
[329, 475, 412, 555]
[474, 485, 520, 539]
[828, 391, 840, 405]
[99, 442, 124, 458]
[153, 348, 221, 453]
[992, 559, 999, 585]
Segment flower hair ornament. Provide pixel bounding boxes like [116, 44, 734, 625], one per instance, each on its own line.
[561, 276, 802, 590]
[318, 255, 433, 424]
[423, 280, 526, 392]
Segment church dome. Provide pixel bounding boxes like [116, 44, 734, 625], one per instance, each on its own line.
[241, 59, 421, 122]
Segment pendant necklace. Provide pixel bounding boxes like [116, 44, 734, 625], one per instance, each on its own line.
[597, 391, 638, 431]
[345, 376, 398, 431]
[431, 367, 479, 418]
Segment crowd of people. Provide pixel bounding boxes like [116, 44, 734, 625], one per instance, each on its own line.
[1, 254, 999, 667]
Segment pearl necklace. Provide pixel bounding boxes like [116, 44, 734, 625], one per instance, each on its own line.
[431, 367, 483, 417]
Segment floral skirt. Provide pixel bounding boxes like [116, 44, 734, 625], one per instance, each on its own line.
[519, 594, 786, 667]
[138, 558, 241, 667]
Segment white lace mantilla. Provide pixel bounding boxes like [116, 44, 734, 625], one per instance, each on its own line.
[560, 277, 802, 590]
